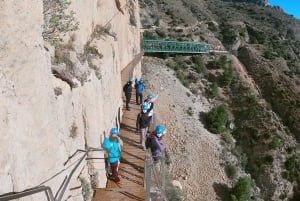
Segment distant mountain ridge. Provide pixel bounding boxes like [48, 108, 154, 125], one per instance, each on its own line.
[222, 0, 268, 6]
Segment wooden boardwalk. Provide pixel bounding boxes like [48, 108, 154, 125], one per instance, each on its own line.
[93, 66, 147, 200]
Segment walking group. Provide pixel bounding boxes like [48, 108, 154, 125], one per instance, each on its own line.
[102, 77, 166, 184]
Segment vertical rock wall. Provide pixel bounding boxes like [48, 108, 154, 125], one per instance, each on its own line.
[0, 0, 140, 200]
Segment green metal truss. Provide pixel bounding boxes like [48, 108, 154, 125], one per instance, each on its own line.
[142, 39, 210, 54]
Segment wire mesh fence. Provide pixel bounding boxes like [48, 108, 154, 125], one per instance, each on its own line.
[144, 149, 168, 201]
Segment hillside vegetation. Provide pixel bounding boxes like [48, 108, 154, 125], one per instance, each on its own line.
[139, 0, 300, 200]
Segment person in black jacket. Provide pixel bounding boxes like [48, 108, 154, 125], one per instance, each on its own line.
[136, 103, 150, 150]
[123, 78, 134, 111]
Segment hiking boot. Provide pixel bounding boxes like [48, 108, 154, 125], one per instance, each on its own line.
[141, 143, 146, 151]
[116, 178, 123, 185]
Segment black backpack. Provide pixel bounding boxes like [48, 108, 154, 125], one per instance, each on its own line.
[139, 113, 149, 128]
[145, 135, 152, 149]
[123, 82, 129, 92]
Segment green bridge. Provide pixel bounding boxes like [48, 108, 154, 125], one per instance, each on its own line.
[142, 39, 210, 54]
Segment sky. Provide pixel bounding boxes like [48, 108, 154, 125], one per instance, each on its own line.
[269, 0, 300, 19]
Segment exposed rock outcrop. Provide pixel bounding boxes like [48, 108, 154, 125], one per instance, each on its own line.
[0, 0, 140, 200]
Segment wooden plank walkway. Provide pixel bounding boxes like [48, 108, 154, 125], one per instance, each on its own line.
[92, 65, 146, 200]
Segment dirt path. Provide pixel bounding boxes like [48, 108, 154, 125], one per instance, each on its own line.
[142, 57, 230, 201]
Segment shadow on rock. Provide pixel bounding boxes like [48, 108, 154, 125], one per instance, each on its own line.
[213, 182, 231, 201]
[198, 111, 207, 124]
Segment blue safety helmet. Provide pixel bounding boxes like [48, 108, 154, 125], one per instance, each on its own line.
[110, 128, 119, 135]
[142, 103, 149, 111]
[147, 93, 154, 99]
[140, 77, 144, 82]
[128, 78, 134, 83]
[155, 124, 164, 134]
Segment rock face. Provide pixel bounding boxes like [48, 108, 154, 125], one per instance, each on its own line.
[0, 0, 140, 200]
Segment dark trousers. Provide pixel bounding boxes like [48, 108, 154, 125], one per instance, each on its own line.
[153, 156, 161, 163]
[148, 116, 152, 127]
[125, 93, 131, 109]
[110, 161, 120, 182]
[136, 92, 143, 104]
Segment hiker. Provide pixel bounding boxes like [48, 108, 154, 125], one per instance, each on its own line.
[103, 128, 123, 184]
[146, 124, 165, 162]
[135, 77, 145, 105]
[136, 103, 150, 150]
[123, 78, 134, 111]
[144, 93, 159, 127]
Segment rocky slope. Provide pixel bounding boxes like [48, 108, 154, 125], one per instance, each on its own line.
[139, 0, 300, 200]
[143, 57, 230, 200]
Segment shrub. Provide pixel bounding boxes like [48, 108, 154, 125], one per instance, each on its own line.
[43, 0, 79, 45]
[156, 28, 166, 38]
[220, 22, 237, 45]
[246, 95, 259, 118]
[220, 65, 234, 86]
[143, 30, 156, 39]
[208, 82, 219, 98]
[270, 136, 281, 149]
[206, 105, 228, 134]
[285, 157, 296, 171]
[80, 178, 93, 200]
[263, 50, 274, 60]
[284, 156, 297, 181]
[230, 176, 251, 201]
[173, 55, 185, 67]
[191, 55, 206, 74]
[218, 55, 228, 68]
[225, 163, 237, 180]
[263, 155, 274, 164]
[176, 71, 189, 87]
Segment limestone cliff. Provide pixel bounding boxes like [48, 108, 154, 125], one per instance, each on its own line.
[0, 0, 140, 200]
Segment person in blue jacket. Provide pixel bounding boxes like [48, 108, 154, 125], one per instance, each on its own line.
[146, 124, 165, 162]
[103, 128, 123, 184]
[135, 77, 145, 105]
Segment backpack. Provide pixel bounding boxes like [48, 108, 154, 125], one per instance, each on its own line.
[145, 135, 152, 149]
[136, 82, 144, 93]
[123, 82, 129, 92]
[139, 113, 149, 128]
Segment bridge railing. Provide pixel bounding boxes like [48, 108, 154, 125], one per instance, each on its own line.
[142, 39, 210, 54]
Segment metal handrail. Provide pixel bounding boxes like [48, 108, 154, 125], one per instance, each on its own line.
[56, 152, 87, 201]
[0, 147, 104, 201]
[0, 186, 54, 201]
[56, 147, 104, 201]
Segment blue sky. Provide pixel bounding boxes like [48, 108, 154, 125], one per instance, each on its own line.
[269, 0, 300, 19]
